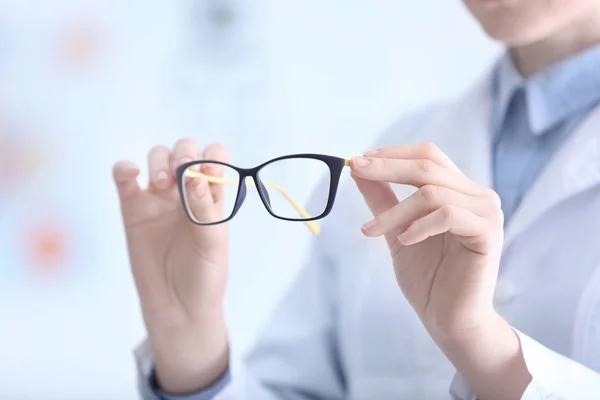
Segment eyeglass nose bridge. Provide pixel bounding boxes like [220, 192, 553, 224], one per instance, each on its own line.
[253, 177, 272, 208]
[231, 179, 248, 218]
[233, 176, 272, 218]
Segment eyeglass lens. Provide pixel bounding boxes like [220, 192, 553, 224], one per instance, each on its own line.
[257, 158, 330, 220]
[181, 157, 331, 224]
[181, 162, 240, 224]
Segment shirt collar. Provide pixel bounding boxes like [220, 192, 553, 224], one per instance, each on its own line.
[493, 43, 600, 136]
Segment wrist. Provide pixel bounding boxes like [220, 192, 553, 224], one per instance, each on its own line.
[436, 312, 531, 400]
[149, 312, 230, 394]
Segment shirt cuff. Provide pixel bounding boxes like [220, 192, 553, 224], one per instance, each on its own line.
[134, 338, 232, 400]
[514, 328, 600, 399]
[449, 372, 476, 400]
[150, 367, 232, 400]
[450, 328, 600, 400]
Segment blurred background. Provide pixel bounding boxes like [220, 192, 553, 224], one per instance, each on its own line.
[0, 1, 500, 399]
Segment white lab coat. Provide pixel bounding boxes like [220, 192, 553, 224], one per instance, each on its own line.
[136, 71, 600, 399]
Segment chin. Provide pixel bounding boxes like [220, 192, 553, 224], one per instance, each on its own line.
[479, 19, 554, 47]
[465, 0, 598, 47]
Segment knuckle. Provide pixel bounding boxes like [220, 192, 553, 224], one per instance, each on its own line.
[368, 156, 384, 170]
[417, 159, 436, 175]
[491, 207, 504, 226]
[420, 141, 440, 159]
[372, 215, 383, 229]
[497, 209, 505, 226]
[484, 188, 502, 209]
[419, 185, 439, 204]
[440, 205, 455, 222]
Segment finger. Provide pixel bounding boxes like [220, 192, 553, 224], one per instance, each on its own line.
[353, 175, 399, 247]
[365, 141, 461, 173]
[351, 156, 483, 196]
[201, 143, 231, 205]
[113, 160, 141, 202]
[398, 205, 492, 248]
[184, 171, 219, 224]
[148, 145, 172, 191]
[361, 185, 485, 238]
[172, 138, 200, 175]
[353, 175, 399, 216]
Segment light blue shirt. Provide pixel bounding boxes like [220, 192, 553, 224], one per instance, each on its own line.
[492, 45, 600, 223]
[149, 45, 600, 399]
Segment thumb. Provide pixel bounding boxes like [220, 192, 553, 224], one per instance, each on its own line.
[353, 173, 399, 217]
[113, 160, 141, 203]
[352, 173, 400, 246]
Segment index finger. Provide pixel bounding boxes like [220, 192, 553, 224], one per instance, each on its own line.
[365, 142, 462, 173]
[172, 138, 200, 174]
[201, 144, 231, 205]
[351, 157, 483, 196]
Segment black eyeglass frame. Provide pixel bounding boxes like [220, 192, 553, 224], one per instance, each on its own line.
[176, 153, 348, 226]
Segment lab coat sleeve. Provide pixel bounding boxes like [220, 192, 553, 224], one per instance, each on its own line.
[449, 329, 600, 400]
[135, 177, 345, 400]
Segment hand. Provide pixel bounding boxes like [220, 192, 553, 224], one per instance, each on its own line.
[352, 142, 504, 339]
[352, 142, 530, 399]
[113, 139, 230, 394]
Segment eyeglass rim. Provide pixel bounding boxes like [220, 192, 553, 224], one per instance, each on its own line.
[176, 153, 348, 226]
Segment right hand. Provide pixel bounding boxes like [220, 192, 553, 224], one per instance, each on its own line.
[113, 139, 231, 394]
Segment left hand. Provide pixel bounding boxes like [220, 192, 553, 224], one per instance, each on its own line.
[351, 142, 504, 342]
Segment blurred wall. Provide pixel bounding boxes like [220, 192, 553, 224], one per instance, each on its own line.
[0, 1, 500, 399]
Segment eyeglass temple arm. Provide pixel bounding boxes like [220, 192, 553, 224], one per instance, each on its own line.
[185, 160, 351, 235]
[184, 170, 320, 234]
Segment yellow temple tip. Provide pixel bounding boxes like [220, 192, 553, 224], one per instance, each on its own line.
[306, 220, 321, 235]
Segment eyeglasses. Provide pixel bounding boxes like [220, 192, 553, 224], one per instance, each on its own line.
[176, 154, 351, 235]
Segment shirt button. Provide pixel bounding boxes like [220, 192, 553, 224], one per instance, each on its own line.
[494, 280, 516, 307]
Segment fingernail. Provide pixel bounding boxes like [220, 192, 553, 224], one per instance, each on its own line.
[156, 171, 169, 181]
[364, 149, 379, 156]
[352, 156, 370, 168]
[156, 171, 169, 186]
[361, 219, 378, 232]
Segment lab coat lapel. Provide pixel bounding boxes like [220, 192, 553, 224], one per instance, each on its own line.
[446, 74, 494, 189]
[504, 105, 600, 247]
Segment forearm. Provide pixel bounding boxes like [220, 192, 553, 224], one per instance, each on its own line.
[436, 313, 531, 400]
